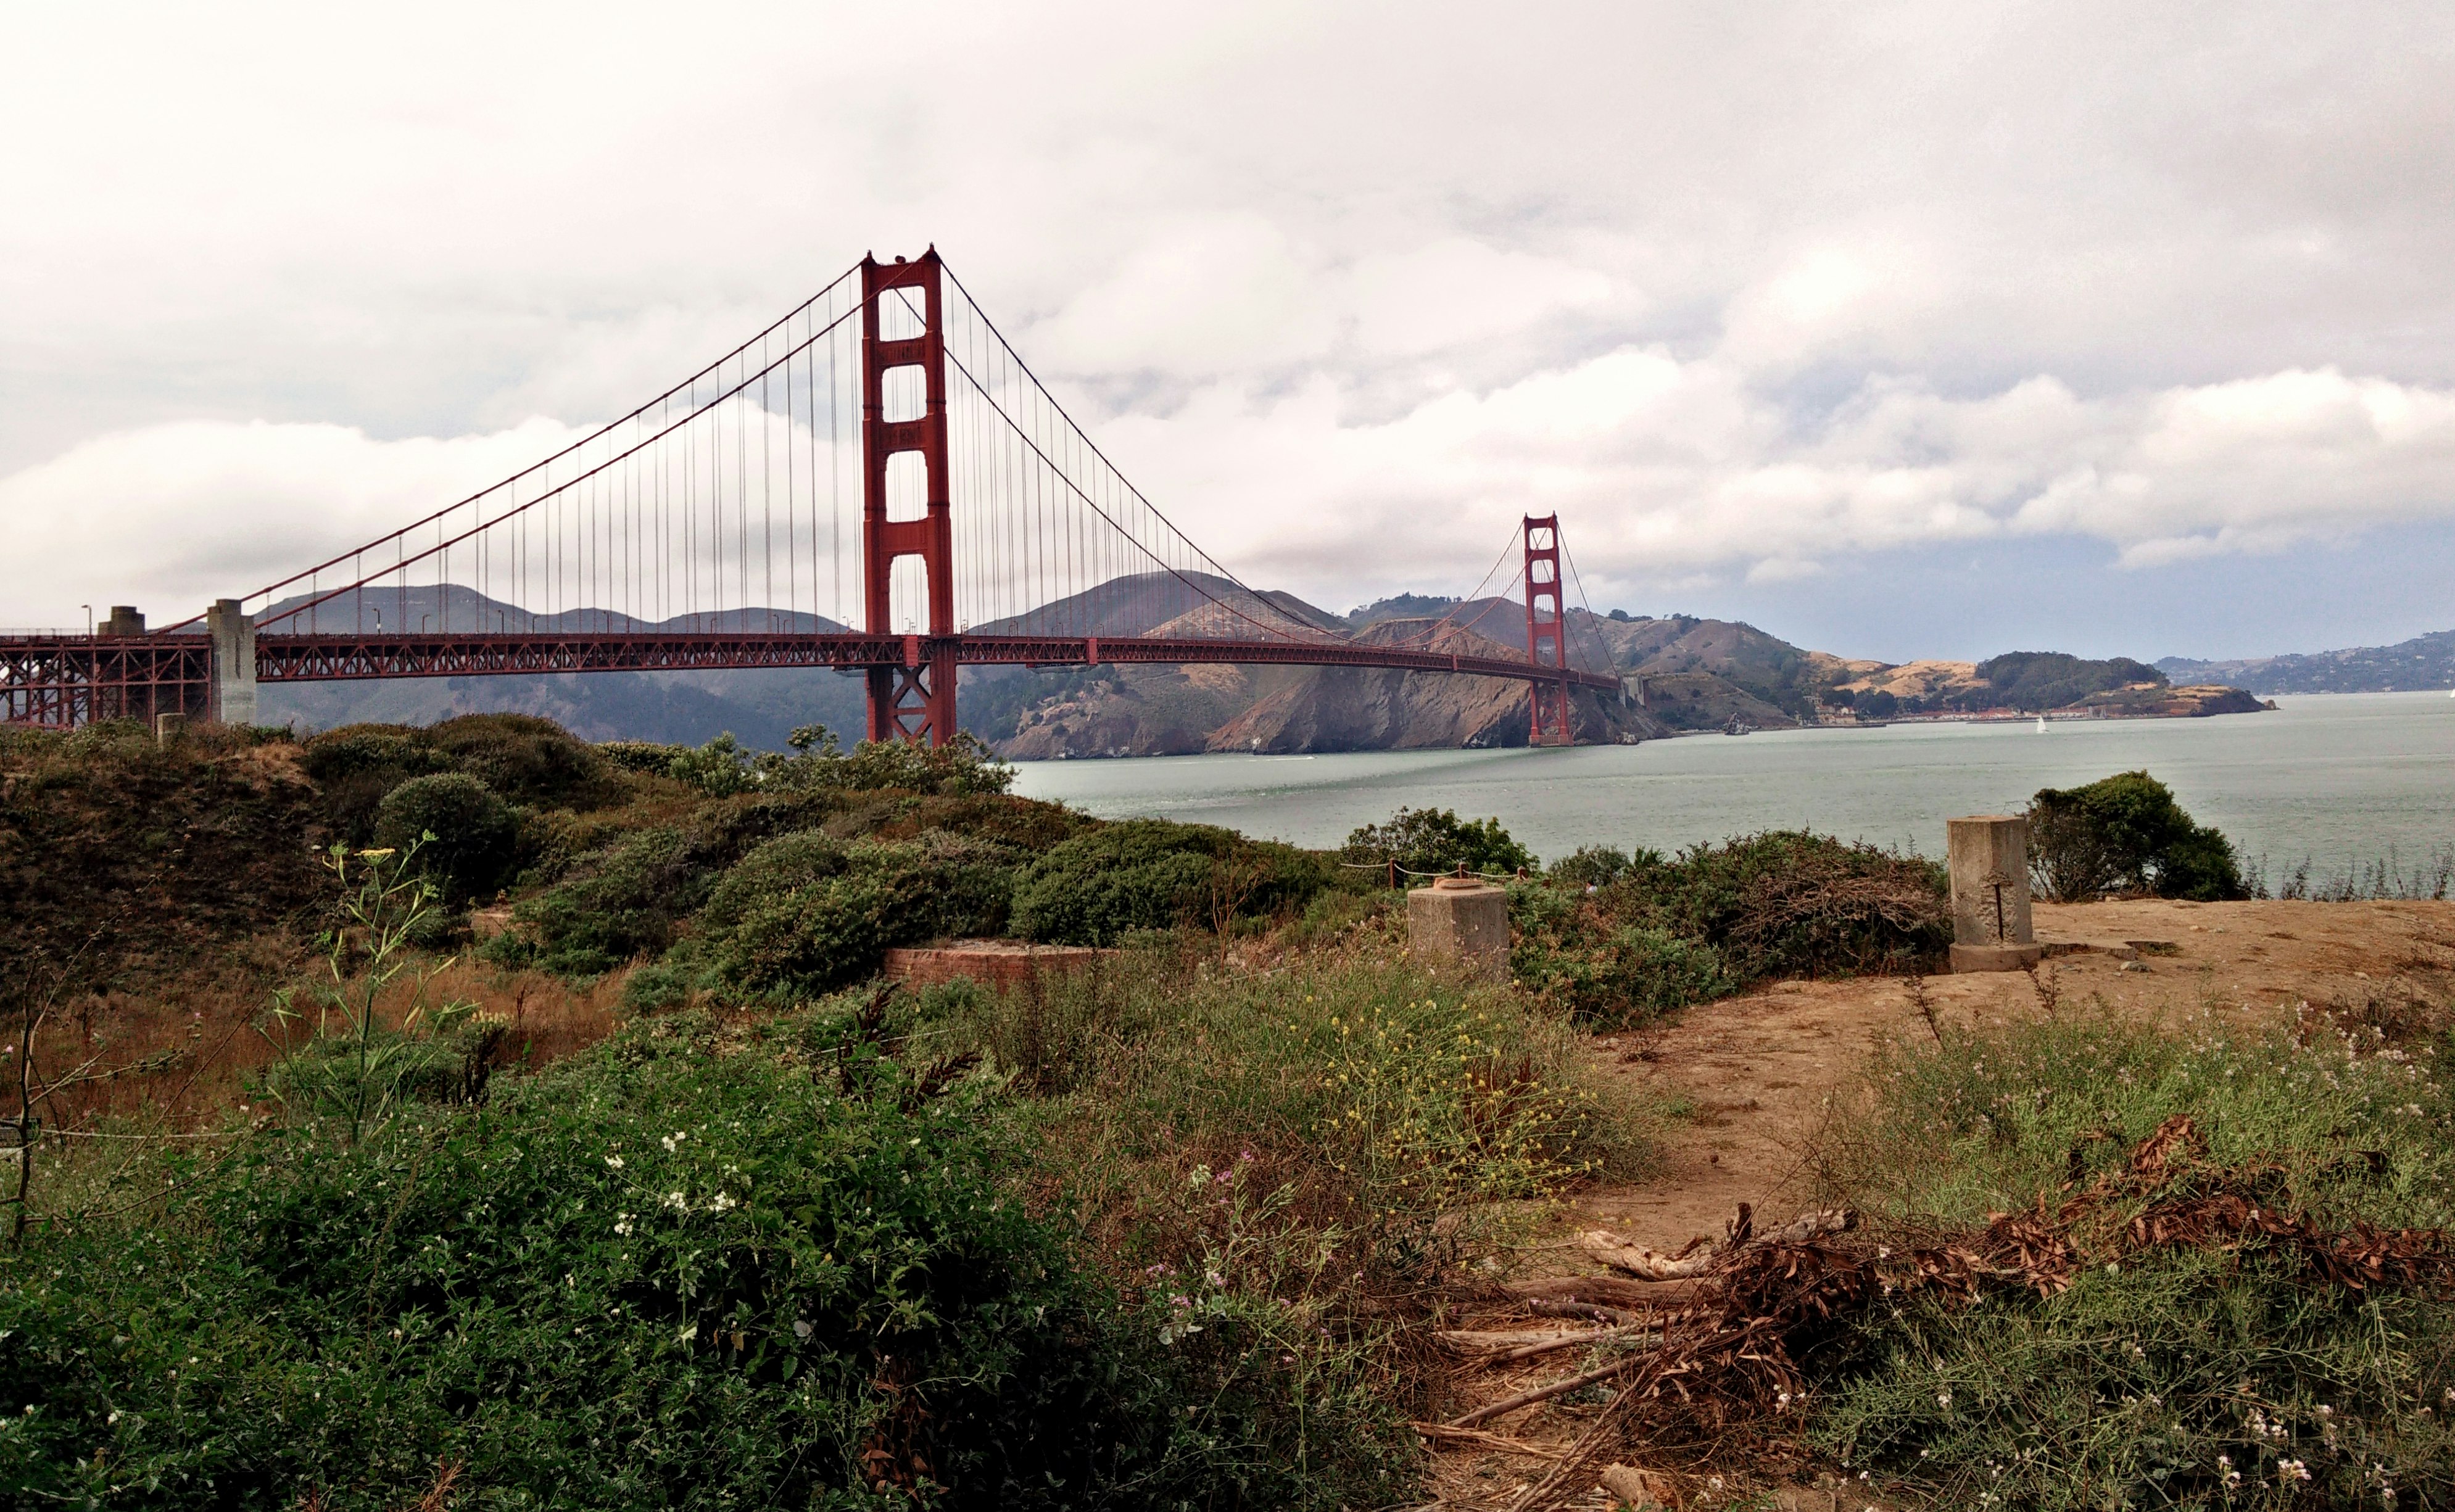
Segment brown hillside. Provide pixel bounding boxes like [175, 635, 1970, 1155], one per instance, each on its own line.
[1206, 618, 1663, 753]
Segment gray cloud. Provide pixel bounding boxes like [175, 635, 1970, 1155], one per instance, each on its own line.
[5, 0, 2453, 651]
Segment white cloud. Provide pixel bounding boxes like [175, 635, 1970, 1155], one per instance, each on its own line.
[5, 0, 2455, 636]
[0, 419, 586, 624]
[11, 352, 2454, 627]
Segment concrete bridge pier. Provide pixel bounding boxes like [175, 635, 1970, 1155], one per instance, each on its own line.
[206, 598, 257, 726]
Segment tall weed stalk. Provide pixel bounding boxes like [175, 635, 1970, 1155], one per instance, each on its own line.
[254, 838, 478, 1141]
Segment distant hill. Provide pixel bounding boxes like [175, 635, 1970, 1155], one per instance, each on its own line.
[239, 578, 2262, 753]
[255, 584, 870, 748]
[973, 571, 1342, 639]
[2158, 629, 2455, 695]
[988, 612, 1660, 757]
[1830, 652, 2190, 717]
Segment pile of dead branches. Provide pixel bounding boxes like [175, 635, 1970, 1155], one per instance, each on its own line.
[1448, 1115, 2455, 1511]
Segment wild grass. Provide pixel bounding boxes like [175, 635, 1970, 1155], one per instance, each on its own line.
[1805, 1004, 2455, 1509]
[10, 960, 619, 1136]
[909, 921, 1661, 1423]
[2246, 843, 2455, 902]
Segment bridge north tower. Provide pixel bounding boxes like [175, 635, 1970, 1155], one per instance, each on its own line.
[861, 250, 958, 744]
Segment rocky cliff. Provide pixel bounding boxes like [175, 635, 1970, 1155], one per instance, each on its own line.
[985, 615, 1663, 758]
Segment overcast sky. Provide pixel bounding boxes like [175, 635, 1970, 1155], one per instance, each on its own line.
[6, 1, 2453, 661]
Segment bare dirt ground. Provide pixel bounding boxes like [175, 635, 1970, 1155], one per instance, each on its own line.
[1420, 899, 2455, 1510]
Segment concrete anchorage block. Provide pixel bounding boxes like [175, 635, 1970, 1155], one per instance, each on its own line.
[1947, 814, 2042, 972]
[205, 598, 257, 727]
[1408, 877, 1510, 982]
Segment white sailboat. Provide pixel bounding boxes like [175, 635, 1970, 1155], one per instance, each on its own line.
[2035, 714, 2048, 732]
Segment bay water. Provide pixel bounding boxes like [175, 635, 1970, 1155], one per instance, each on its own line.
[1010, 692, 2455, 876]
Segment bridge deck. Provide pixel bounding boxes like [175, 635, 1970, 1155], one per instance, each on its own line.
[2, 630, 1621, 729]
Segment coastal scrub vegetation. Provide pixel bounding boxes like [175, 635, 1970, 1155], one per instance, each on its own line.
[2027, 769, 2248, 902]
[1341, 806, 1536, 879]
[1799, 1006, 2455, 1510]
[0, 713, 1647, 1508]
[6, 709, 2428, 1510]
[1510, 832, 1951, 1025]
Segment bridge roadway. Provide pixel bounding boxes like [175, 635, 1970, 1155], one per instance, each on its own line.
[244, 630, 1625, 689]
[1, 629, 1622, 729]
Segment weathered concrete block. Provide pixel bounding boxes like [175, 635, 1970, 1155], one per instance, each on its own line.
[205, 598, 257, 727]
[1950, 941, 2045, 972]
[881, 940, 1114, 992]
[1947, 814, 2036, 973]
[1407, 878, 1510, 981]
[153, 712, 186, 747]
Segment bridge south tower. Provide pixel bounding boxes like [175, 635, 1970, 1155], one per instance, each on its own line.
[860, 250, 958, 745]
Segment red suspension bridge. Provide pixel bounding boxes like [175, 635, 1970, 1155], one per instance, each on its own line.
[3, 250, 1625, 745]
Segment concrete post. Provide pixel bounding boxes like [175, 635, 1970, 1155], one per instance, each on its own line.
[1407, 877, 1510, 981]
[154, 713, 186, 747]
[1947, 815, 2041, 972]
[205, 598, 257, 726]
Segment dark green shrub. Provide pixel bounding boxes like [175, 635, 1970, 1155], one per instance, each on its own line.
[1510, 882, 1736, 1022]
[298, 723, 455, 842]
[598, 738, 692, 775]
[758, 725, 1017, 797]
[1509, 832, 1945, 1014]
[1011, 820, 1328, 945]
[423, 711, 616, 808]
[698, 833, 1014, 996]
[820, 791, 1086, 852]
[1341, 806, 1534, 878]
[1, 1012, 1378, 1510]
[1600, 830, 1948, 982]
[669, 731, 759, 796]
[507, 826, 698, 975]
[2027, 770, 2246, 901]
[1512, 902, 1734, 1024]
[503, 794, 846, 977]
[373, 772, 520, 903]
[619, 956, 703, 1012]
[1550, 844, 1654, 890]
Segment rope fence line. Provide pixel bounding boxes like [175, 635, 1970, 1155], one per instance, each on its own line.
[1336, 860, 1530, 885]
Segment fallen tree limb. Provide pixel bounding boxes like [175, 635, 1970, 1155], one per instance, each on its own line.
[1522, 1295, 1638, 1324]
[1489, 1324, 1656, 1367]
[1447, 1352, 1650, 1428]
[1434, 1328, 1589, 1355]
[1500, 1276, 1665, 1310]
[1578, 1207, 1857, 1279]
[1409, 1422, 1568, 1460]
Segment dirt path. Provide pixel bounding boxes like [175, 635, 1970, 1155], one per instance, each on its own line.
[1420, 899, 2455, 1509]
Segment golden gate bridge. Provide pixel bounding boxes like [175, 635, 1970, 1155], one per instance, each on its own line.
[3, 250, 1623, 745]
